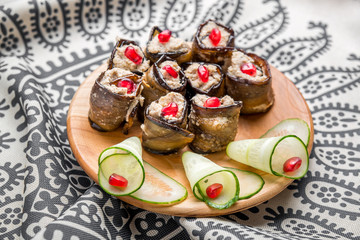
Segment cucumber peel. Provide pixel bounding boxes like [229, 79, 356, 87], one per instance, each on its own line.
[225, 167, 264, 199]
[261, 118, 310, 147]
[182, 151, 239, 209]
[227, 135, 309, 179]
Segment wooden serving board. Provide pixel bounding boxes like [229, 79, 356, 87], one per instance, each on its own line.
[67, 63, 313, 217]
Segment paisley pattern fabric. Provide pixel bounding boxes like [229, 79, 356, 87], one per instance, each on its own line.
[1, 0, 359, 239]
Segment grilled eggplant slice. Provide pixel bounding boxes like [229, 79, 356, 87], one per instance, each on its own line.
[182, 62, 225, 99]
[108, 39, 150, 75]
[141, 55, 187, 114]
[188, 94, 242, 153]
[141, 92, 194, 154]
[88, 68, 142, 134]
[224, 50, 274, 114]
[145, 26, 193, 64]
[192, 20, 234, 64]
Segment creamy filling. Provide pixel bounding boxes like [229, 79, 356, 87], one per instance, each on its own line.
[227, 51, 266, 81]
[147, 34, 190, 54]
[199, 21, 230, 48]
[159, 61, 182, 89]
[101, 68, 137, 95]
[192, 94, 234, 107]
[148, 92, 185, 121]
[112, 44, 150, 72]
[184, 63, 221, 91]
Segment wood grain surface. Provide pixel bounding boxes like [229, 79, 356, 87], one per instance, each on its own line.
[67, 63, 314, 217]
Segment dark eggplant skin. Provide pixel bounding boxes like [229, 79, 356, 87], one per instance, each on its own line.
[182, 62, 226, 99]
[188, 96, 242, 153]
[141, 97, 194, 154]
[145, 26, 193, 64]
[141, 55, 187, 115]
[88, 71, 142, 134]
[225, 51, 274, 114]
[192, 20, 235, 64]
[108, 38, 149, 75]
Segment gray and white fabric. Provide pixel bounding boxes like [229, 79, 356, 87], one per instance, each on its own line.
[1, 0, 359, 239]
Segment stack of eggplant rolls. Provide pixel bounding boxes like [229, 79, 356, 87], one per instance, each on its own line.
[88, 20, 274, 154]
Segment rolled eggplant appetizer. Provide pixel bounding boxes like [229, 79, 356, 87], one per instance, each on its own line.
[192, 20, 235, 64]
[145, 27, 193, 64]
[88, 68, 142, 134]
[188, 94, 242, 153]
[182, 151, 239, 209]
[224, 49, 274, 114]
[141, 92, 194, 154]
[142, 55, 187, 113]
[108, 38, 150, 75]
[182, 62, 225, 99]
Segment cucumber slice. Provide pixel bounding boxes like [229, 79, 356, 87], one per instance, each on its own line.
[182, 151, 239, 209]
[261, 118, 310, 146]
[225, 167, 264, 199]
[130, 161, 188, 204]
[226, 135, 309, 179]
[98, 136, 143, 164]
[98, 137, 145, 196]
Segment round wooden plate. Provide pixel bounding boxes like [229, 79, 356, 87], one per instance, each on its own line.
[67, 63, 313, 217]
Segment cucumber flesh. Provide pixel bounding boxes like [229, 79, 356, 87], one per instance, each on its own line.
[98, 137, 145, 196]
[130, 161, 188, 204]
[226, 167, 264, 199]
[261, 118, 310, 147]
[227, 135, 309, 179]
[98, 153, 145, 196]
[182, 151, 239, 209]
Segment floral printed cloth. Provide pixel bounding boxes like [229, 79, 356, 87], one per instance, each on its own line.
[0, 0, 359, 239]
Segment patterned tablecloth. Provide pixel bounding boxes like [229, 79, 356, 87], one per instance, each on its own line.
[1, 0, 359, 239]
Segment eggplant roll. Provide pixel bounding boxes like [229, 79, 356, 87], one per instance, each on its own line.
[108, 38, 150, 75]
[141, 92, 194, 154]
[145, 26, 193, 64]
[224, 50, 274, 114]
[188, 94, 242, 153]
[88, 68, 142, 134]
[192, 20, 234, 64]
[142, 55, 187, 112]
[182, 62, 225, 99]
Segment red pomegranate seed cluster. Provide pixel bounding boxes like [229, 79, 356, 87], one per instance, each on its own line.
[162, 65, 178, 78]
[117, 78, 136, 94]
[158, 30, 172, 43]
[240, 63, 257, 77]
[203, 97, 221, 108]
[161, 102, 179, 117]
[197, 65, 209, 83]
[124, 46, 142, 65]
[109, 173, 128, 188]
[209, 28, 221, 46]
[283, 157, 302, 172]
[206, 183, 223, 198]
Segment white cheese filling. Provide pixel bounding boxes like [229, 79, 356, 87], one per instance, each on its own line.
[101, 68, 137, 95]
[184, 63, 221, 91]
[148, 92, 185, 121]
[199, 21, 230, 48]
[112, 44, 150, 72]
[227, 51, 266, 81]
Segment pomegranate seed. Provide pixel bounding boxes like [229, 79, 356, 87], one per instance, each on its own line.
[161, 102, 178, 117]
[203, 97, 221, 108]
[117, 79, 136, 94]
[283, 157, 302, 172]
[162, 65, 178, 78]
[240, 63, 257, 77]
[206, 183, 223, 198]
[109, 173, 128, 188]
[124, 46, 142, 65]
[158, 30, 172, 43]
[209, 28, 221, 46]
[197, 65, 209, 83]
